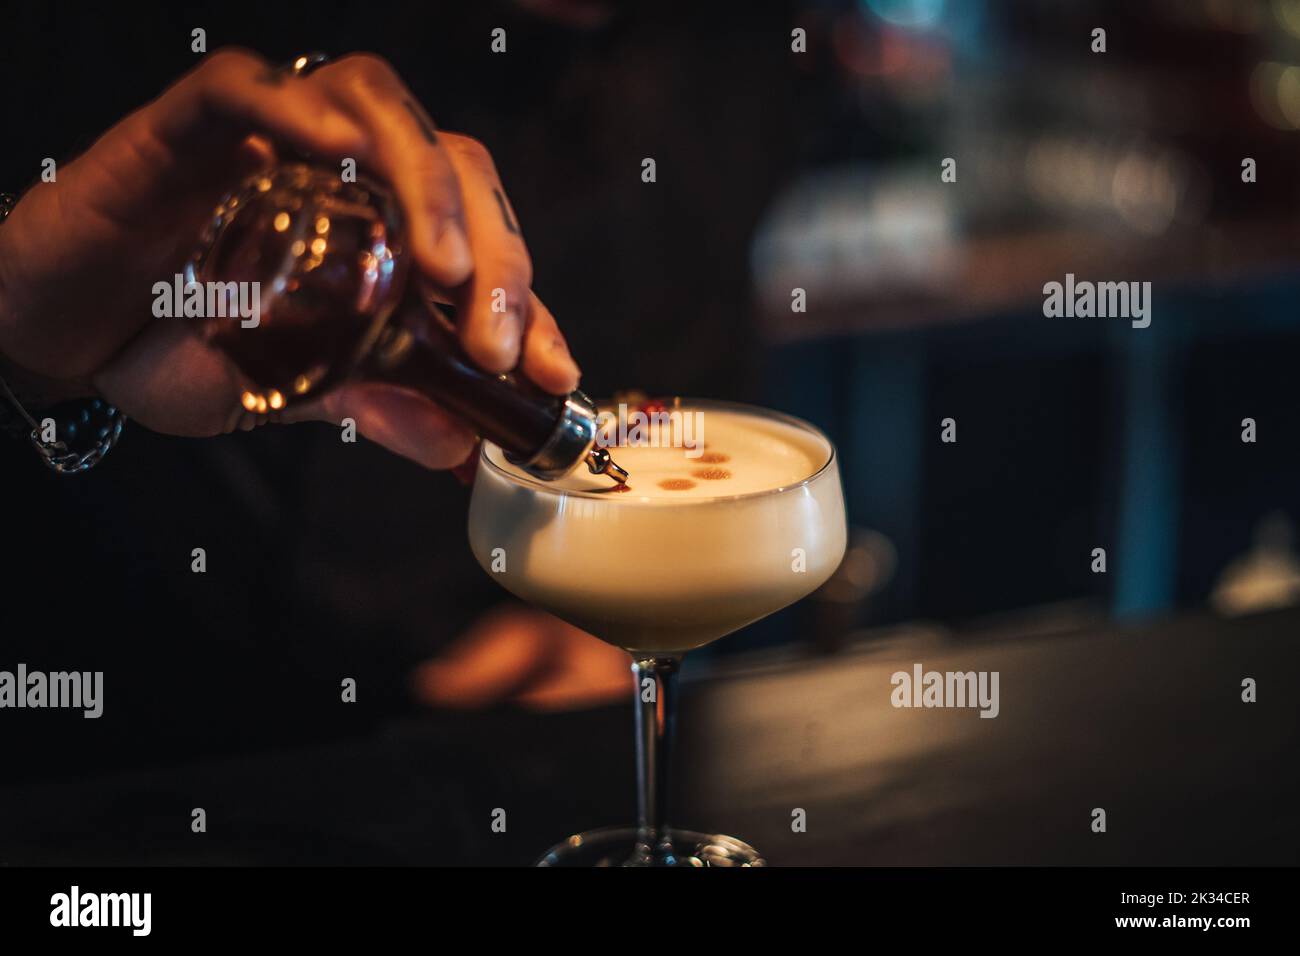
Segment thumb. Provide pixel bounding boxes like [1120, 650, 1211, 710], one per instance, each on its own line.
[287, 381, 476, 470]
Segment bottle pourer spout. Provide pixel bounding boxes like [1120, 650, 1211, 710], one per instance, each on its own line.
[586, 446, 629, 484]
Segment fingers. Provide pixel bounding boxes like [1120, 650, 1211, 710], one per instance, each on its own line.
[512, 622, 632, 712]
[92, 314, 481, 462]
[153, 48, 369, 163]
[155, 51, 474, 290]
[440, 134, 533, 374]
[312, 55, 474, 289]
[149, 48, 576, 435]
[411, 609, 631, 712]
[309, 61, 545, 376]
[520, 292, 581, 395]
[411, 606, 556, 709]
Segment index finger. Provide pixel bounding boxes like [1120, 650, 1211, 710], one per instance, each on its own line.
[311, 54, 475, 289]
[440, 133, 535, 375]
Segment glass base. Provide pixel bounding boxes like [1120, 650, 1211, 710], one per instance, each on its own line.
[535, 826, 765, 867]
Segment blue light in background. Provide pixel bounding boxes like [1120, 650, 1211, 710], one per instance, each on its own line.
[861, 0, 946, 30]
[856, 0, 991, 63]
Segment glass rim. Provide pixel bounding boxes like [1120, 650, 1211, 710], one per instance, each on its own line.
[477, 397, 838, 506]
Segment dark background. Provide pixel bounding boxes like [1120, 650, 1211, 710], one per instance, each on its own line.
[1, 0, 1298, 865]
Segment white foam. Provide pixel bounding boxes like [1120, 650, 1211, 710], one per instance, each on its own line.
[490, 406, 830, 499]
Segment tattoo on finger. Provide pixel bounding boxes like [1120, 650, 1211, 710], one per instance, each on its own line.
[492, 188, 520, 235]
[402, 99, 440, 144]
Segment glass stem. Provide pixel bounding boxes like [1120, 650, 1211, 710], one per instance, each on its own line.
[631, 656, 681, 864]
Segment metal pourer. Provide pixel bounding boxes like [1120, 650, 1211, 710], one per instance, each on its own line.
[503, 390, 629, 484]
[586, 446, 630, 484]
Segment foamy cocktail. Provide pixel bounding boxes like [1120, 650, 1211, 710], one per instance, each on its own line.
[468, 399, 847, 865]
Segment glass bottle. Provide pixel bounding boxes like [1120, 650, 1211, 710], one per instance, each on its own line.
[184, 163, 625, 482]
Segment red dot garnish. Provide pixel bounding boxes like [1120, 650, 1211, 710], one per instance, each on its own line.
[696, 452, 730, 464]
[611, 483, 632, 493]
[692, 468, 731, 480]
[658, 479, 696, 491]
[640, 398, 669, 415]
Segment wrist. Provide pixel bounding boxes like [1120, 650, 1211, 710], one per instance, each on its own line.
[0, 190, 125, 474]
[0, 197, 96, 406]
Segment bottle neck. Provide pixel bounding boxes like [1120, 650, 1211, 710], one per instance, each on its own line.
[362, 292, 566, 461]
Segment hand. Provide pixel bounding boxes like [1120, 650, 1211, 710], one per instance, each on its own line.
[411, 606, 631, 711]
[0, 49, 581, 470]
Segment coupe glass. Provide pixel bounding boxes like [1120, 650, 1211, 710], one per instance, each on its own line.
[468, 400, 847, 865]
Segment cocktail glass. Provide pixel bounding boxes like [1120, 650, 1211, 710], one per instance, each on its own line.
[468, 400, 847, 865]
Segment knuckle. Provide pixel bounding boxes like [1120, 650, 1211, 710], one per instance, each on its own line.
[406, 157, 462, 211]
[526, 319, 560, 352]
[447, 134, 497, 172]
[484, 281, 531, 319]
[428, 195, 464, 224]
[200, 47, 264, 78]
[395, 176, 462, 229]
[487, 250, 533, 295]
[529, 302, 558, 333]
[503, 269, 533, 307]
[334, 52, 398, 85]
